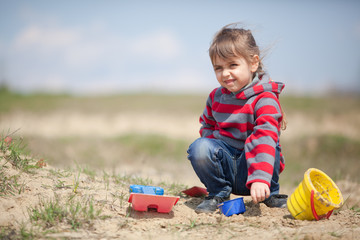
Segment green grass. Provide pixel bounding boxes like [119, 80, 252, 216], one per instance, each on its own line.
[0, 226, 36, 240]
[281, 133, 360, 184]
[0, 86, 72, 113]
[112, 173, 154, 187]
[28, 195, 105, 230]
[1, 86, 359, 116]
[158, 181, 188, 196]
[281, 95, 360, 115]
[0, 173, 25, 196]
[0, 132, 39, 196]
[0, 132, 38, 172]
[114, 133, 189, 162]
[0, 86, 206, 114]
[350, 205, 360, 213]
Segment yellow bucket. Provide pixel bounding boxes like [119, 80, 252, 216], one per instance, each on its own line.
[287, 168, 343, 220]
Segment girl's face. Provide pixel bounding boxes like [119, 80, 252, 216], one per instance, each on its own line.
[213, 55, 259, 93]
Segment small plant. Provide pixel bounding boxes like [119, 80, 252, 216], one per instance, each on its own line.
[48, 168, 72, 178]
[0, 132, 39, 197]
[329, 231, 342, 238]
[0, 131, 37, 173]
[350, 203, 360, 213]
[189, 219, 197, 229]
[29, 197, 66, 228]
[171, 218, 215, 232]
[28, 195, 105, 231]
[0, 173, 18, 196]
[73, 170, 81, 194]
[112, 173, 153, 187]
[112, 174, 131, 186]
[103, 170, 110, 190]
[54, 179, 71, 190]
[111, 190, 128, 208]
[159, 181, 187, 196]
[82, 165, 96, 180]
[0, 226, 36, 240]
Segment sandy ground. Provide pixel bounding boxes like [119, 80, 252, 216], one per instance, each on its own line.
[1, 157, 359, 240]
[2, 110, 360, 141]
[1, 109, 360, 239]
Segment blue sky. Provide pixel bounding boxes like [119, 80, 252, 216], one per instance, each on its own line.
[1, 0, 360, 95]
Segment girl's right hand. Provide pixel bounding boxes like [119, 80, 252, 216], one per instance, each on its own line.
[250, 182, 270, 204]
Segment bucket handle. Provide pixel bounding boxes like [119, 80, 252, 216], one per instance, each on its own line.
[310, 190, 333, 221]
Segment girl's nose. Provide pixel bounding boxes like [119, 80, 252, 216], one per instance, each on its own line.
[222, 69, 231, 78]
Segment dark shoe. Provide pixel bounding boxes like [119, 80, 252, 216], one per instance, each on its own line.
[195, 196, 229, 213]
[263, 194, 288, 208]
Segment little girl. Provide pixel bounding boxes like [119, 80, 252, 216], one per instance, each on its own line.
[187, 23, 288, 213]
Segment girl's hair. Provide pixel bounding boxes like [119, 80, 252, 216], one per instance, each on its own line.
[209, 23, 264, 74]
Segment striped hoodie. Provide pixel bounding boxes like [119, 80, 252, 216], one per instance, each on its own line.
[199, 73, 285, 189]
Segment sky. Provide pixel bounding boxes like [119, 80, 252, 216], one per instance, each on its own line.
[1, 0, 360, 95]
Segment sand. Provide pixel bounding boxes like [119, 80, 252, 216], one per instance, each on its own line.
[1, 156, 359, 239]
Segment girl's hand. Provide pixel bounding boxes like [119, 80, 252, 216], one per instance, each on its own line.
[250, 182, 270, 204]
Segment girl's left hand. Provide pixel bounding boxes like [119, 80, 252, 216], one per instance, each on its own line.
[250, 182, 270, 204]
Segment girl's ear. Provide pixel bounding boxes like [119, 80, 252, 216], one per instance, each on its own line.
[251, 55, 260, 73]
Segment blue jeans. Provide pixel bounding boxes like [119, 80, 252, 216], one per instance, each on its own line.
[187, 137, 281, 199]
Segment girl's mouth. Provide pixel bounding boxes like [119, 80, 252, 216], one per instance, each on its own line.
[224, 79, 235, 85]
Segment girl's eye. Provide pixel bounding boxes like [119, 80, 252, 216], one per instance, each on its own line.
[214, 66, 222, 71]
[230, 64, 238, 68]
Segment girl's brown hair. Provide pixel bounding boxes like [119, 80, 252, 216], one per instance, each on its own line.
[209, 23, 264, 75]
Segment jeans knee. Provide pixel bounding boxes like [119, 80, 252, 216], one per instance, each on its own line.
[187, 138, 214, 164]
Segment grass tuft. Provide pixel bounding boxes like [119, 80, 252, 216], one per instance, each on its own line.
[28, 195, 105, 231]
[1, 132, 38, 172]
[0, 132, 39, 196]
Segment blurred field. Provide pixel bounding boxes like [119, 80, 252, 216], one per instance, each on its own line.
[1, 87, 360, 187]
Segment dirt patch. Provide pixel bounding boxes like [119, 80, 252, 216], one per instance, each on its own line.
[1, 159, 359, 239]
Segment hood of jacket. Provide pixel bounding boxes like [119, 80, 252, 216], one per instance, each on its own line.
[220, 73, 285, 100]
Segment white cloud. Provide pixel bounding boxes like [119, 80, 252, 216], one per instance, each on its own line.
[13, 25, 182, 65]
[131, 31, 182, 60]
[64, 41, 108, 68]
[13, 25, 108, 68]
[14, 25, 80, 51]
[8, 23, 187, 93]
